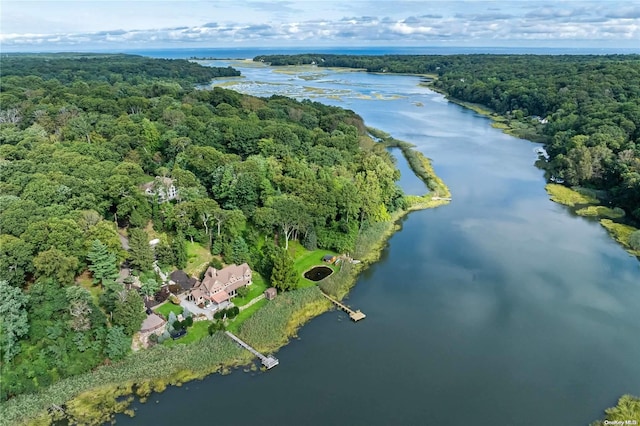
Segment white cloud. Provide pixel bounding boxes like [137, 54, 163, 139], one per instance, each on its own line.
[1, 1, 639, 50]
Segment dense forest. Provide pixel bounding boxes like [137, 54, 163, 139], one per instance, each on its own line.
[0, 54, 404, 400]
[255, 54, 640, 223]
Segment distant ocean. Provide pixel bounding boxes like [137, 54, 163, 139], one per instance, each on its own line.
[115, 46, 640, 59]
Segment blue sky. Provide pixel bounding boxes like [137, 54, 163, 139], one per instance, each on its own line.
[2, 0, 639, 51]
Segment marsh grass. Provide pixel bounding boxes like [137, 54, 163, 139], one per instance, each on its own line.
[575, 206, 625, 219]
[3, 335, 250, 426]
[600, 219, 640, 257]
[545, 184, 599, 207]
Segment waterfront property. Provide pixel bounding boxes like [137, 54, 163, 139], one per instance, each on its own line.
[321, 292, 366, 322]
[188, 263, 252, 307]
[264, 287, 277, 300]
[225, 331, 279, 369]
[322, 254, 337, 263]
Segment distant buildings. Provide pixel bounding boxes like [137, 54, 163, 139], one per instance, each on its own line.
[141, 177, 178, 203]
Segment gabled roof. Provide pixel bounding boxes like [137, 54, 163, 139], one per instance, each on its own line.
[211, 290, 230, 304]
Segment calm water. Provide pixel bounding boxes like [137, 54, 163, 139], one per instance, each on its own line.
[119, 61, 640, 426]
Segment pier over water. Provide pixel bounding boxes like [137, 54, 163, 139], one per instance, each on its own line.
[225, 331, 279, 369]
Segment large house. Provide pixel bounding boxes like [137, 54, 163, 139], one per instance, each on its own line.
[189, 263, 252, 307]
[141, 177, 178, 203]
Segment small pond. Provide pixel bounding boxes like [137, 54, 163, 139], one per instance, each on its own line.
[304, 266, 334, 281]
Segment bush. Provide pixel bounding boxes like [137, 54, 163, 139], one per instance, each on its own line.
[168, 294, 180, 305]
[629, 230, 640, 250]
[227, 306, 240, 319]
[302, 230, 318, 251]
[209, 258, 223, 269]
[207, 321, 226, 335]
[184, 316, 194, 327]
[157, 330, 170, 343]
[237, 286, 250, 298]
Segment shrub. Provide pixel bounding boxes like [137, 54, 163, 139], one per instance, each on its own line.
[168, 294, 180, 305]
[227, 306, 240, 319]
[629, 230, 640, 250]
[184, 316, 194, 327]
[237, 286, 250, 298]
[209, 258, 223, 270]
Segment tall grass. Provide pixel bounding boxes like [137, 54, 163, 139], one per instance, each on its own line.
[237, 287, 330, 353]
[600, 219, 640, 257]
[545, 184, 599, 207]
[2, 335, 249, 426]
[575, 205, 625, 219]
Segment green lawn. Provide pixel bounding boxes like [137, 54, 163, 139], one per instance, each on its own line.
[153, 302, 183, 318]
[232, 273, 268, 307]
[162, 320, 211, 346]
[288, 242, 338, 288]
[226, 299, 268, 333]
[184, 241, 213, 277]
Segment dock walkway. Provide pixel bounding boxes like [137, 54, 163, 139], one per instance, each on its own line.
[225, 331, 279, 369]
[321, 292, 366, 322]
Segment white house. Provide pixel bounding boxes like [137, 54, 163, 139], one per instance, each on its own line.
[141, 177, 178, 203]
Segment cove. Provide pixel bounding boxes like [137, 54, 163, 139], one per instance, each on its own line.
[118, 62, 640, 426]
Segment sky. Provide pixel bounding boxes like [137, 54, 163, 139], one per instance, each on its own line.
[1, 0, 640, 51]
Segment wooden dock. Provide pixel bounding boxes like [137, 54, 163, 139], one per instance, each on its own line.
[321, 292, 366, 322]
[225, 331, 279, 369]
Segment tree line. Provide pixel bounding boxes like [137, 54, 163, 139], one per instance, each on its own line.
[0, 54, 404, 399]
[255, 53, 640, 223]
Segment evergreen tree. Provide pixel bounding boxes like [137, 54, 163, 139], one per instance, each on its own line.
[155, 241, 175, 269]
[113, 289, 146, 336]
[0, 280, 29, 363]
[100, 280, 124, 316]
[230, 236, 250, 265]
[128, 228, 154, 272]
[270, 249, 298, 292]
[140, 278, 161, 301]
[105, 326, 130, 361]
[86, 239, 118, 286]
[172, 233, 187, 269]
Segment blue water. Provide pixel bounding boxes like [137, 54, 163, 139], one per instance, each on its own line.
[120, 46, 640, 59]
[118, 60, 640, 426]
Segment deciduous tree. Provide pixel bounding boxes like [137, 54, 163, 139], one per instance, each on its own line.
[0, 280, 29, 363]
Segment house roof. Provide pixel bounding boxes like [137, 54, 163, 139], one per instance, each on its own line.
[200, 263, 251, 293]
[322, 255, 335, 261]
[211, 290, 230, 304]
[169, 270, 197, 290]
[265, 287, 277, 296]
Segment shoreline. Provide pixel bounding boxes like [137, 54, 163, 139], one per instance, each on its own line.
[2, 135, 451, 426]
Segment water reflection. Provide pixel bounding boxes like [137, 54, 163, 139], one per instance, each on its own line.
[120, 61, 640, 426]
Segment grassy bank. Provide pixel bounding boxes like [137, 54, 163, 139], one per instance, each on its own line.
[545, 184, 599, 207]
[575, 205, 626, 219]
[369, 127, 451, 207]
[2, 334, 251, 426]
[600, 219, 640, 257]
